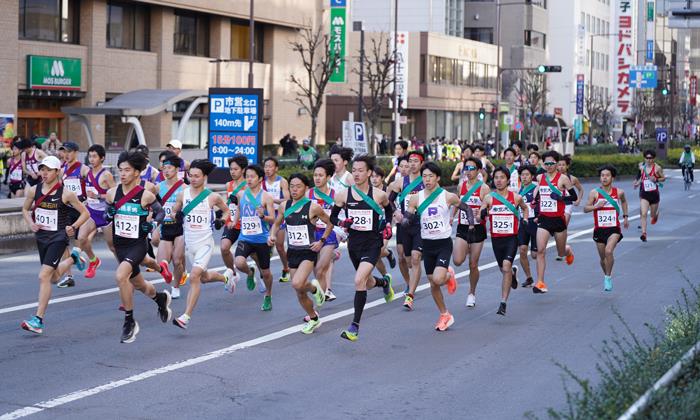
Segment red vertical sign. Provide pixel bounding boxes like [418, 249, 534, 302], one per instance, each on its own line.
[690, 76, 697, 106]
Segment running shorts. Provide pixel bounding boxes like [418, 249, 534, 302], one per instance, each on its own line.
[160, 223, 183, 242]
[235, 241, 272, 270]
[593, 227, 623, 245]
[9, 181, 25, 195]
[315, 229, 339, 247]
[518, 219, 538, 251]
[456, 224, 487, 244]
[348, 240, 382, 269]
[221, 226, 241, 244]
[37, 240, 68, 269]
[639, 190, 660, 205]
[88, 206, 110, 228]
[422, 238, 453, 276]
[115, 239, 148, 278]
[492, 236, 518, 268]
[402, 226, 423, 257]
[537, 215, 567, 236]
[287, 248, 318, 269]
[186, 237, 214, 270]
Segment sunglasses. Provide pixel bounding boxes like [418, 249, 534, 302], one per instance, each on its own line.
[543, 161, 556, 166]
[645, 156, 654, 159]
[465, 165, 477, 171]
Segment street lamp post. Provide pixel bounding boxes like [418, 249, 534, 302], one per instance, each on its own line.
[248, 0, 255, 89]
[391, 0, 399, 145]
[353, 21, 365, 123]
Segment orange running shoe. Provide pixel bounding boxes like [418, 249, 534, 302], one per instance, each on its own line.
[533, 281, 548, 294]
[179, 272, 189, 286]
[566, 250, 574, 265]
[651, 215, 658, 225]
[446, 267, 457, 295]
[435, 312, 455, 331]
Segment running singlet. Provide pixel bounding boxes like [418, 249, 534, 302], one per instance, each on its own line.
[25, 149, 40, 176]
[62, 162, 85, 199]
[158, 180, 184, 225]
[263, 176, 283, 209]
[489, 191, 519, 238]
[112, 185, 149, 246]
[183, 187, 213, 243]
[507, 166, 520, 193]
[309, 187, 335, 230]
[400, 175, 424, 214]
[8, 157, 23, 184]
[538, 172, 565, 218]
[459, 181, 485, 226]
[238, 189, 270, 244]
[140, 165, 157, 182]
[33, 183, 69, 241]
[329, 171, 351, 191]
[594, 188, 621, 229]
[225, 180, 245, 229]
[418, 189, 452, 240]
[85, 168, 108, 211]
[284, 200, 315, 250]
[345, 186, 382, 246]
[640, 164, 659, 192]
[519, 183, 537, 220]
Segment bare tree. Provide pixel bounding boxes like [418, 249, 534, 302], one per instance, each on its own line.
[631, 90, 656, 138]
[350, 33, 395, 153]
[514, 70, 548, 142]
[585, 91, 615, 142]
[289, 23, 338, 146]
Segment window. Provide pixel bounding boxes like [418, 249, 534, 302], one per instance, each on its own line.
[586, 14, 591, 33]
[107, 1, 149, 50]
[428, 55, 496, 89]
[230, 19, 264, 61]
[174, 10, 209, 56]
[464, 27, 494, 44]
[19, 0, 79, 43]
[526, 0, 546, 8]
[524, 30, 546, 49]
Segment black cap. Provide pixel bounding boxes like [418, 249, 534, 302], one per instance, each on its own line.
[59, 141, 79, 152]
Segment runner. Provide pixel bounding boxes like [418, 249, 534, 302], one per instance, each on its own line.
[391, 156, 412, 294]
[384, 140, 408, 184]
[104, 151, 173, 343]
[527, 151, 546, 175]
[170, 159, 235, 329]
[331, 155, 395, 342]
[221, 155, 248, 275]
[583, 164, 629, 292]
[512, 141, 525, 167]
[166, 140, 190, 181]
[156, 152, 186, 298]
[20, 156, 90, 334]
[405, 161, 474, 330]
[450, 145, 474, 184]
[269, 173, 333, 334]
[533, 151, 577, 294]
[503, 147, 521, 193]
[473, 144, 494, 182]
[232, 164, 276, 311]
[81, 144, 116, 279]
[478, 166, 529, 315]
[516, 165, 539, 288]
[263, 157, 291, 283]
[329, 147, 354, 190]
[22, 138, 46, 188]
[633, 150, 665, 242]
[557, 154, 584, 228]
[369, 166, 397, 279]
[7, 138, 26, 198]
[453, 156, 490, 308]
[136, 145, 159, 183]
[389, 150, 425, 311]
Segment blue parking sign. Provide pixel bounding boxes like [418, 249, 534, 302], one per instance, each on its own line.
[208, 88, 263, 168]
[656, 128, 668, 144]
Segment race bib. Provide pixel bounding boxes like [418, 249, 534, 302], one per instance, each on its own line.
[228, 203, 238, 222]
[348, 209, 373, 231]
[10, 168, 23, 182]
[114, 214, 139, 238]
[35, 207, 58, 231]
[287, 224, 310, 247]
[163, 202, 175, 220]
[539, 187, 556, 212]
[185, 209, 210, 231]
[64, 178, 82, 195]
[597, 209, 617, 228]
[241, 216, 263, 235]
[491, 214, 515, 234]
[86, 186, 100, 206]
[422, 212, 447, 236]
[643, 180, 657, 192]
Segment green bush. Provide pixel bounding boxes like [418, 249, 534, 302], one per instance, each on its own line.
[575, 144, 620, 155]
[569, 154, 642, 178]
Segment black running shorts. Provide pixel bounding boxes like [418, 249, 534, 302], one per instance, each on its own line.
[518, 219, 538, 251]
[37, 240, 68, 269]
[639, 190, 660, 205]
[593, 227, 623, 245]
[115, 239, 148, 278]
[422, 238, 452, 276]
[160, 223, 183, 242]
[348, 240, 382, 269]
[537, 215, 566, 236]
[456, 224, 487, 244]
[287, 248, 318, 269]
[235, 241, 272, 270]
[492, 236, 518, 268]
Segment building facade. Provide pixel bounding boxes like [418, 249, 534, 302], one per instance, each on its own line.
[2, 0, 321, 151]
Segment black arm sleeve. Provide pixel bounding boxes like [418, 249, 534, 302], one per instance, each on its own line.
[330, 205, 343, 225]
[563, 188, 578, 204]
[457, 201, 475, 225]
[635, 170, 642, 181]
[384, 203, 395, 220]
[150, 200, 165, 224]
[388, 190, 398, 205]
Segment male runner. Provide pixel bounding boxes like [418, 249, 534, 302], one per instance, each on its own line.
[329, 147, 354, 190]
[104, 151, 172, 343]
[170, 159, 235, 329]
[166, 140, 190, 181]
[405, 162, 474, 330]
[136, 145, 159, 183]
[232, 164, 277, 311]
[392, 156, 412, 293]
[269, 173, 333, 334]
[517, 165, 539, 288]
[156, 152, 186, 298]
[453, 156, 490, 308]
[263, 157, 291, 282]
[384, 140, 408, 184]
[221, 155, 248, 275]
[450, 145, 474, 184]
[633, 150, 665, 242]
[533, 151, 577, 294]
[331, 155, 395, 342]
[20, 156, 90, 334]
[504, 147, 521, 193]
[512, 141, 525, 167]
[473, 144, 495, 182]
[22, 138, 46, 188]
[557, 154, 584, 227]
[478, 166, 529, 315]
[527, 151, 546, 175]
[369, 166, 397, 276]
[583, 164, 629, 292]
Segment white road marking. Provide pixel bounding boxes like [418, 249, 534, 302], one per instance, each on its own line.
[0, 219, 643, 420]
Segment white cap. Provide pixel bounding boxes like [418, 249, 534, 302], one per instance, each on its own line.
[167, 139, 183, 149]
[38, 156, 62, 170]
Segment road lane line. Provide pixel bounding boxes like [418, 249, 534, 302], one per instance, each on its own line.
[1, 218, 644, 420]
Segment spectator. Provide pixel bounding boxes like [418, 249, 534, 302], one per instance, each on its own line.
[42, 132, 62, 157]
[298, 138, 319, 169]
[280, 133, 291, 156]
[290, 135, 299, 155]
[378, 135, 388, 155]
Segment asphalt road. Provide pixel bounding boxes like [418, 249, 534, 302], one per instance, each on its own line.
[1, 170, 699, 420]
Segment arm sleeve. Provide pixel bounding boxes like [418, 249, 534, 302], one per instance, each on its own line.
[150, 200, 165, 224]
[635, 170, 642, 181]
[384, 203, 395, 219]
[456, 201, 475, 225]
[330, 205, 343, 225]
[388, 190, 398, 205]
[562, 188, 578, 204]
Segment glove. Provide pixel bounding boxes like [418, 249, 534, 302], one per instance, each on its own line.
[215, 209, 223, 220]
[480, 208, 488, 220]
[141, 222, 154, 235]
[214, 219, 225, 230]
[176, 211, 184, 224]
[105, 204, 116, 222]
[550, 192, 563, 201]
[338, 217, 354, 229]
[383, 224, 393, 240]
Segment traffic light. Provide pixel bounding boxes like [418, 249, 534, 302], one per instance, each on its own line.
[491, 107, 497, 120]
[661, 88, 669, 96]
[537, 65, 562, 73]
[478, 107, 486, 120]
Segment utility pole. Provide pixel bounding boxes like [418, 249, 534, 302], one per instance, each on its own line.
[391, 0, 399, 145]
[248, 0, 255, 88]
[354, 21, 365, 122]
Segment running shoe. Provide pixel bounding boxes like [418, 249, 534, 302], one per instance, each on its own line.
[603, 276, 613, 292]
[511, 266, 518, 290]
[258, 276, 267, 294]
[555, 256, 564, 261]
[640, 233, 647, 242]
[224, 269, 236, 294]
[303, 310, 319, 323]
[325, 289, 336, 302]
[21, 316, 44, 334]
[85, 256, 101, 279]
[533, 281, 548, 294]
[173, 314, 189, 329]
[57, 275, 75, 288]
[340, 323, 359, 342]
[403, 285, 410, 295]
[565, 250, 575, 265]
[159, 261, 173, 284]
[403, 295, 414, 311]
[497, 302, 507, 316]
[521, 277, 534, 288]
[70, 247, 87, 271]
[120, 319, 139, 343]
[118, 304, 125, 312]
[651, 215, 658, 225]
[301, 318, 322, 334]
[155, 291, 172, 323]
[435, 312, 454, 331]
[311, 279, 326, 307]
[171, 286, 180, 300]
[179, 272, 189, 286]
[146, 267, 155, 272]
[382, 274, 395, 302]
[466, 294, 476, 308]
[246, 266, 256, 291]
[261, 295, 272, 311]
[386, 249, 397, 269]
[446, 267, 457, 295]
[279, 270, 290, 283]
[333, 249, 341, 262]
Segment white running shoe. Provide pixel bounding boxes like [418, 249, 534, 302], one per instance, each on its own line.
[466, 293, 476, 308]
[224, 269, 237, 294]
[171, 286, 180, 299]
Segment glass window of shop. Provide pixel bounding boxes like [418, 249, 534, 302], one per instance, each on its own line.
[231, 19, 264, 62]
[174, 10, 209, 57]
[107, 1, 150, 51]
[171, 101, 208, 148]
[19, 0, 80, 43]
[428, 55, 496, 89]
